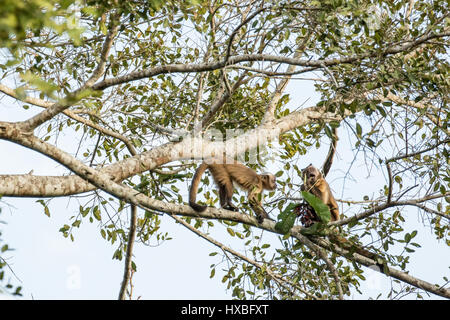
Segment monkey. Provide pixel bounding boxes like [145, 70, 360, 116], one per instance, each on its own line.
[300, 164, 340, 221]
[189, 160, 277, 223]
[300, 163, 385, 269]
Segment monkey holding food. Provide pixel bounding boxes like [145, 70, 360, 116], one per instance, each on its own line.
[300, 164, 340, 221]
[189, 159, 276, 223]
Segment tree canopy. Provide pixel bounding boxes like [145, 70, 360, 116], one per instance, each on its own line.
[0, 0, 448, 299]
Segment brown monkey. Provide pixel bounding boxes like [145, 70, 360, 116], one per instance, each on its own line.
[189, 160, 276, 223]
[301, 165, 385, 268]
[301, 164, 340, 221]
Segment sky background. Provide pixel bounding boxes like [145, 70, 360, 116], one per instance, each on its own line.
[0, 75, 448, 300]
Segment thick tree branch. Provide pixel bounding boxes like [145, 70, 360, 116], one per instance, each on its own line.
[0, 84, 137, 155]
[0, 103, 349, 197]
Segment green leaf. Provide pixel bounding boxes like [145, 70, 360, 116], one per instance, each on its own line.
[72, 220, 81, 228]
[93, 206, 101, 221]
[44, 206, 51, 217]
[275, 203, 298, 234]
[301, 191, 331, 224]
[298, 192, 332, 236]
[356, 123, 362, 137]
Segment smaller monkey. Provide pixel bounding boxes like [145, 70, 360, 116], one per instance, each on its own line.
[189, 160, 276, 223]
[301, 165, 384, 268]
[300, 164, 340, 221]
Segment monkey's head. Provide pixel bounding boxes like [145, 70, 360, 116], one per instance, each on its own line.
[301, 164, 322, 186]
[261, 174, 277, 190]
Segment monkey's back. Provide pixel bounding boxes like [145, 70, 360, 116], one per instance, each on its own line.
[206, 161, 262, 191]
[208, 164, 232, 187]
[224, 163, 261, 190]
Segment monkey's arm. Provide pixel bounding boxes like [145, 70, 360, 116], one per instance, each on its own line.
[248, 187, 270, 223]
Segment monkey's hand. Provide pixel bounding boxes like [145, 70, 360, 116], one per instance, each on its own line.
[249, 202, 271, 223]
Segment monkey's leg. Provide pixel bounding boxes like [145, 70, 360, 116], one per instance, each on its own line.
[220, 184, 238, 211]
[219, 185, 227, 208]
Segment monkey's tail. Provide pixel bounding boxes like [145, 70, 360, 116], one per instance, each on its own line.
[189, 162, 208, 212]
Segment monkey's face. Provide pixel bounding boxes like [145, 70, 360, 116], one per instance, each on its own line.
[262, 174, 277, 190]
[301, 165, 321, 186]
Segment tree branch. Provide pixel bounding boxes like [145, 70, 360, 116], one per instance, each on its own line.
[1, 121, 448, 298]
[301, 232, 450, 298]
[322, 127, 338, 177]
[330, 192, 450, 227]
[0, 103, 350, 197]
[118, 204, 137, 300]
[169, 214, 319, 300]
[18, 18, 120, 132]
[91, 30, 449, 91]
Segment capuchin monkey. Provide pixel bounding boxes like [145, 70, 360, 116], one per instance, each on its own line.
[301, 164, 340, 221]
[301, 162, 385, 269]
[189, 160, 276, 223]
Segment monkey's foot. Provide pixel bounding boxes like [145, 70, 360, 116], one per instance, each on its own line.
[222, 205, 239, 212]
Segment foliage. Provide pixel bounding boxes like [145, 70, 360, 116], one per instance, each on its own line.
[299, 191, 332, 236]
[0, 0, 448, 300]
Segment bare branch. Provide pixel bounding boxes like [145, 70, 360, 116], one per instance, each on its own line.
[118, 204, 137, 300]
[92, 29, 449, 91]
[386, 161, 393, 204]
[85, 14, 120, 87]
[386, 138, 450, 164]
[331, 192, 450, 227]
